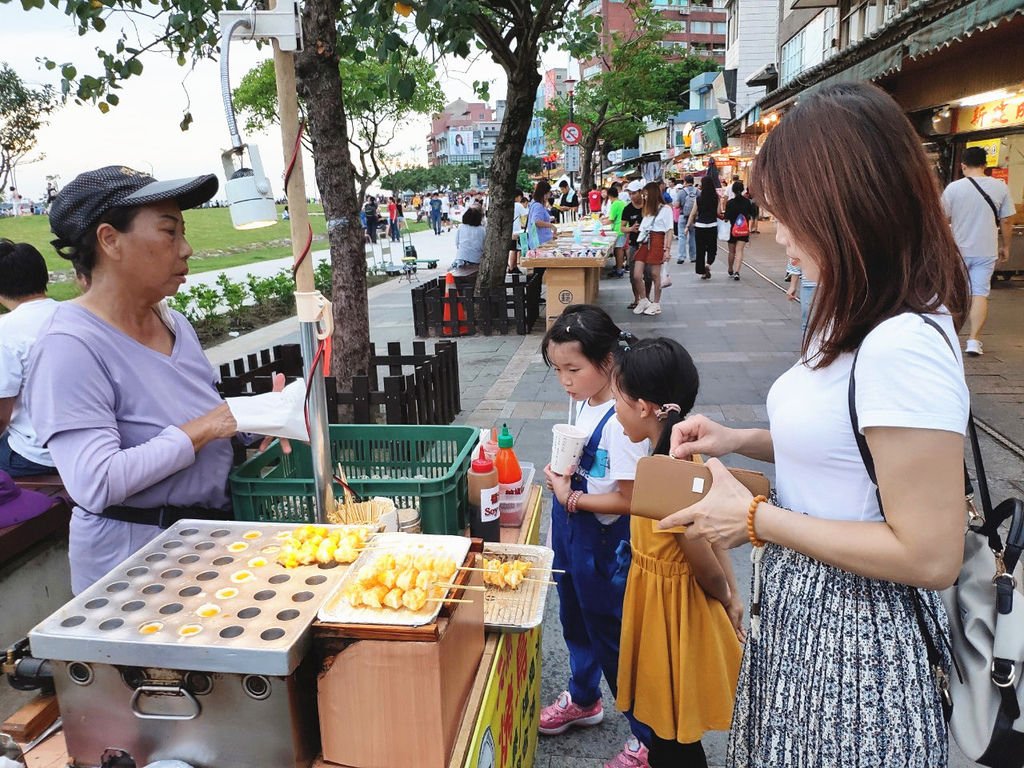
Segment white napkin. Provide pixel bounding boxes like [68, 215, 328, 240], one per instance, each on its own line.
[225, 380, 308, 441]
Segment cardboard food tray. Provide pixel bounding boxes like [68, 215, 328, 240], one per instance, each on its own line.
[631, 455, 771, 524]
[317, 533, 472, 627]
[482, 543, 555, 633]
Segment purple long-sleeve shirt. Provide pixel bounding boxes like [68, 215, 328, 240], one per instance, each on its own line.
[27, 303, 233, 592]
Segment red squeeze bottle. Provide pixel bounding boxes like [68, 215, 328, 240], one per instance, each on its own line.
[495, 423, 523, 497]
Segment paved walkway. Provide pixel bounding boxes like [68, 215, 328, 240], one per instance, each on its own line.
[202, 221, 1023, 768]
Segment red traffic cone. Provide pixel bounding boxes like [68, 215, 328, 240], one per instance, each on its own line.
[442, 272, 468, 336]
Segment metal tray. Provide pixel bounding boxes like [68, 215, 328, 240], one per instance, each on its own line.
[482, 543, 555, 633]
[317, 533, 471, 627]
[29, 520, 373, 675]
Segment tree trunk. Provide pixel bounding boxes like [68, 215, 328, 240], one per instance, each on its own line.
[579, 103, 607, 197]
[475, 66, 542, 291]
[296, 0, 371, 398]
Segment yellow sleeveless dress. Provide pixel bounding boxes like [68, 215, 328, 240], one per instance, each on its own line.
[616, 513, 742, 743]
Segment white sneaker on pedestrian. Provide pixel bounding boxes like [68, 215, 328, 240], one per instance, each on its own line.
[643, 302, 661, 315]
[632, 299, 651, 315]
[965, 339, 983, 357]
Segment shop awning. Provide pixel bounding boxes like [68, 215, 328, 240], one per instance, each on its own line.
[906, 0, 1024, 59]
[806, 46, 904, 93]
[790, 0, 838, 8]
[746, 64, 777, 89]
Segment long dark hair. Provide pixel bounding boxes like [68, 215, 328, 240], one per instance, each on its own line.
[614, 337, 699, 456]
[750, 82, 969, 367]
[642, 182, 662, 217]
[542, 304, 632, 371]
[532, 180, 551, 204]
[698, 174, 718, 206]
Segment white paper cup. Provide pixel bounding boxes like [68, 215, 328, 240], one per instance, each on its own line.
[551, 424, 588, 475]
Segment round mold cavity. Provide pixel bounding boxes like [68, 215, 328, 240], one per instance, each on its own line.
[141, 584, 165, 596]
[268, 574, 291, 585]
[99, 618, 124, 631]
[305, 575, 328, 586]
[237, 607, 261, 620]
[144, 553, 167, 563]
[210, 529, 231, 538]
[61, 615, 86, 628]
[160, 568, 184, 580]
[226, 542, 249, 553]
[253, 590, 276, 601]
[138, 621, 164, 636]
[212, 556, 234, 566]
[195, 541, 216, 551]
[162, 540, 184, 550]
[215, 587, 239, 600]
[196, 570, 219, 582]
[196, 603, 221, 619]
[260, 628, 286, 642]
[126, 566, 149, 578]
[159, 602, 183, 616]
[178, 528, 200, 537]
[219, 625, 244, 639]
[178, 554, 201, 565]
[121, 600, 145, 613]
[178, 624, 203, 638]
[84, 598, 108, 610]
[242, 530, 262, 540]
[291, 591, 315, 603]
[178, 586, 202, 598]
[276, 609, 300, 622]
[260, 545, 281, 555]
[105, 581, 129, 593]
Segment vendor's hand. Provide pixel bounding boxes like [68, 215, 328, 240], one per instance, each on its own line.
[258, 372, 292, 455]
[543, 464, 572, 506]
[999, 245, 1010, 263]
[669, 414, 738, 460]
[182, 403, 237, 453]
[657, 458, 753, 550]
[725, 593, 747, 643]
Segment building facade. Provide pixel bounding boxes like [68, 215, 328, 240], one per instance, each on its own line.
[724, 0, 779, 118]
[525, 68, 569, 158]
[425, 99, 496, 167]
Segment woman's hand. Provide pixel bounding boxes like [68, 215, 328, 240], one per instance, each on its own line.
[181, 403, 237, 453]
[787, 283, 798, 301]
[725, 593, 746, 643]
[658, 458, 753, 550]
[258, 372, 293, 455]
[543, 464, 572, 506]
[669, 414, 738, 460]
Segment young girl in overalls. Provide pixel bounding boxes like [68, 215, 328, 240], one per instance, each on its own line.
[612, 338, 744, 768]
[540, 305, 653, 768]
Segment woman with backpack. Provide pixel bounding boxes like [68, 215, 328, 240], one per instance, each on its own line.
[723, 181, 754, 281]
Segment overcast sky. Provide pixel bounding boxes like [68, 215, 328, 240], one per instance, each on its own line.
[2, 6, 570, 201]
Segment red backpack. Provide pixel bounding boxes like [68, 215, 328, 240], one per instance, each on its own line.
[731, 213, 749, 238]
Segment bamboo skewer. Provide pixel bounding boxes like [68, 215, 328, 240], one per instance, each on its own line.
[458, 564, 564, 574]
[426, 597, 472, 604]
[438, 583, 486, 592]
[523, 577, 558, 586]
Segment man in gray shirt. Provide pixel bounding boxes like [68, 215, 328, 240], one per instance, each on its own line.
[941, 146, 1016, 356]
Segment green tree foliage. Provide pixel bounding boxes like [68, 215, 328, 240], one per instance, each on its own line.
[232, 54, 443, 200]
[0, 63, 57, 192]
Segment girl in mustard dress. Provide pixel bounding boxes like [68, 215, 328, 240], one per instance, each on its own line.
[612, 337, 744, 767]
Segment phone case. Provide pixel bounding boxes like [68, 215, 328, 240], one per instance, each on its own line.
[630, 455, 771, 532]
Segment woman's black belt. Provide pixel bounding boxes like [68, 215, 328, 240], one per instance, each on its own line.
[98, 505, 232, 529]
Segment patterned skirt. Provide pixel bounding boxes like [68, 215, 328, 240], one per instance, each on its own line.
[727, 544, 950, 768]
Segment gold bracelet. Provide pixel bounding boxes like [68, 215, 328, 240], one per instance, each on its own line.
[747, 495, 767, 548]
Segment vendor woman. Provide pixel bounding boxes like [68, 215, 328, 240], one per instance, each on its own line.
[27, 166, 240, 594]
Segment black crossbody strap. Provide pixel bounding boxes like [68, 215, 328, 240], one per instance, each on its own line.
[967, 177, 1001, 228]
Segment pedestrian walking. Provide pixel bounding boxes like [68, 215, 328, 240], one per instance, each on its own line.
[540, 305, 654, 768]
[723, 181, 753, 280]
[632, 182, 673, 316]
[622, 181, 649, 308]
[603, 184, 626, 278]
[387, 196, 399, 242]
[428, 192, 443, 235]
[363, 196, 379, 244]
[675, 176, 698, 264]
[613, 337, 744, 768]
[660, 82, 971, 768]
[941, 145, 1015, 356]
[684, 176, 719, 280]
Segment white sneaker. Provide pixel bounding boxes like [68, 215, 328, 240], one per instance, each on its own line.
[632, 298, 651, 315]
[643, 302, 661, 315]
[965, 339, 983, 357]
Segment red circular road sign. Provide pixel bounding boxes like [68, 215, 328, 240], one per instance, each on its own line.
[561, 123, 582, 146]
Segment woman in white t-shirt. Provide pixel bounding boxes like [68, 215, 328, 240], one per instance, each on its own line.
[507, 189, 528, 274]
[660, 83, 971, 767]
[631, 181, 674, 317]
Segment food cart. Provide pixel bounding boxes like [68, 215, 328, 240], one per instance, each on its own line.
[8, 485, 547, 768]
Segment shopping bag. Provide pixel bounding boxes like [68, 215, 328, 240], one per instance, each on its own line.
[717, 219, 731, 241]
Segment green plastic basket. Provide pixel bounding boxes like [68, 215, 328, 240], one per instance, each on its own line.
[229, 424, 478, 534]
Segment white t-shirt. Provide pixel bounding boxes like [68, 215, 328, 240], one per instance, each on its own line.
[512, 201, 527, 235]
[0, 298, 59, 466]
[574, 399, 649, 525]
[767, 312, 969, 523]
[638, 206, 674, 241]
[941, 176, 1016, 260]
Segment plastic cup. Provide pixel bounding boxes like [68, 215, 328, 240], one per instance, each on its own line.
[550, 424, 588, 475]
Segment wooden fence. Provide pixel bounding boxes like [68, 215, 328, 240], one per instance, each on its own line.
[410, 272, 542, 337]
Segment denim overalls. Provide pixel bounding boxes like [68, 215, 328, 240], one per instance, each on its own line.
[551, 404, 652, 745]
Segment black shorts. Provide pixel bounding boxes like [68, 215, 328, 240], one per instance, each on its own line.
[441, 213, 449, 221]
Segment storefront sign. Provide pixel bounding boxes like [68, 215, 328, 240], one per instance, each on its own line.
[966, 138, 1002, 167]
[955, 92, 1024, 133]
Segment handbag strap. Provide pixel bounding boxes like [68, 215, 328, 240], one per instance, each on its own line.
[966, 177, 1001, 228]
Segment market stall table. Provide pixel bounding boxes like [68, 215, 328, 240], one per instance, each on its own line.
[522, 228, 614, 328]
